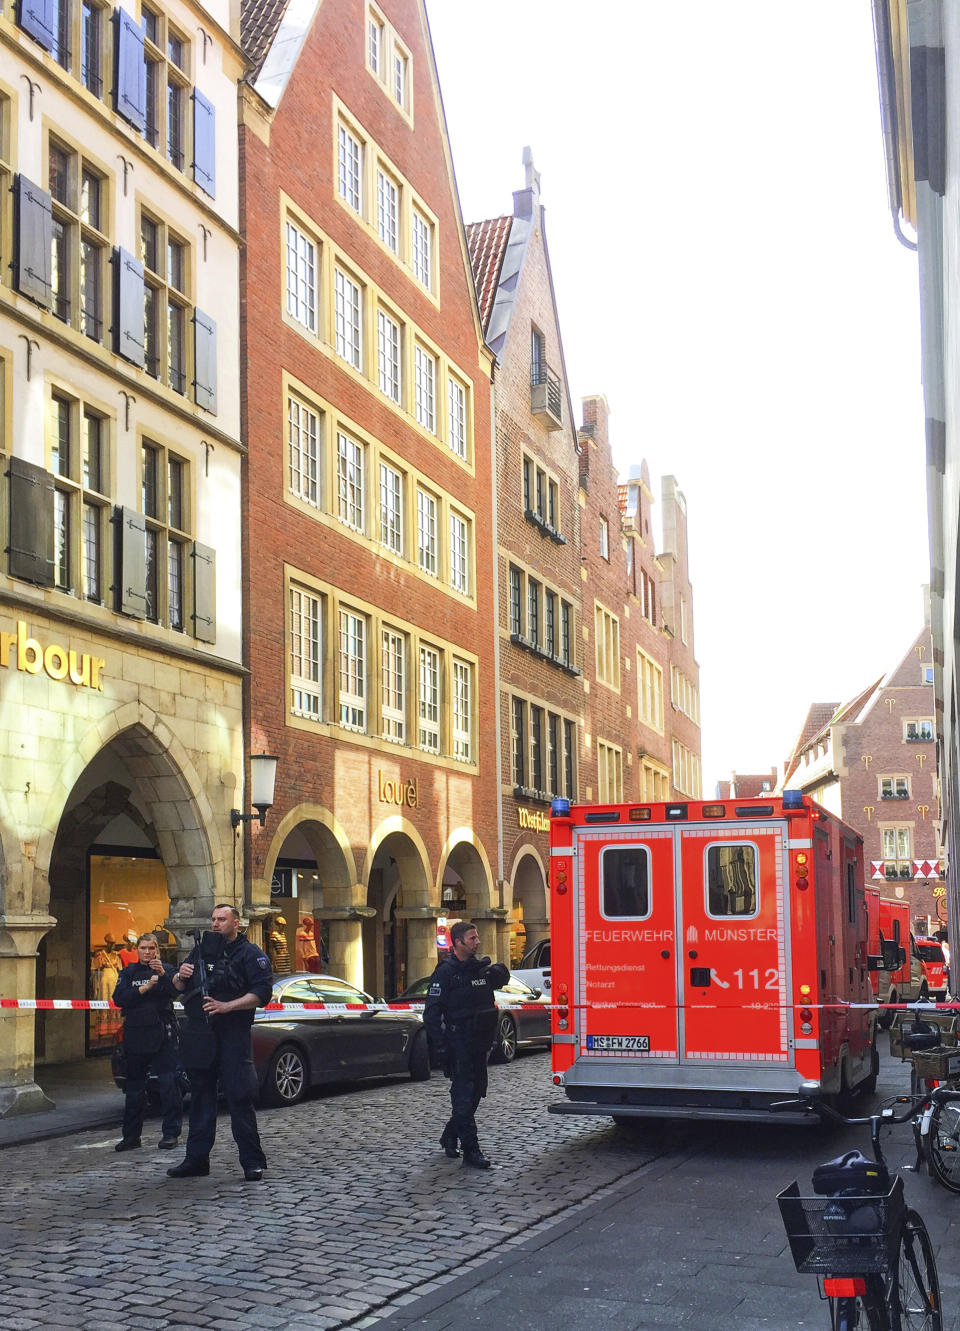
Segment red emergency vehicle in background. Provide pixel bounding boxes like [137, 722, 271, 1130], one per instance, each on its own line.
[914, 936, 947, 1001]
[548, 792, 880, 1124]
[864, 890, 932, 1021]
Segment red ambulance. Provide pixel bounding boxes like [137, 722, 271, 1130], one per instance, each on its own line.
[548, 792, 879, 1124]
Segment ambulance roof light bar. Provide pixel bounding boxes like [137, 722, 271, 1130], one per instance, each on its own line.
[782, 789, 805, 810]
[551, 798, 571, 817]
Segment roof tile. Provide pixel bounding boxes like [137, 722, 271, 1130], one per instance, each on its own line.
[465, 216, 512, 333]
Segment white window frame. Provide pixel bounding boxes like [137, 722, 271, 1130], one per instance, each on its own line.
[288, 395, 320, 506]
[417, 487, 437, 576]
[415, 345, 436, 432]
[381, 628, 405, 743]
[379, 460, 403, 554]
[290, 586, 322, 719]
[377, 309, 401, 403]
[599, 516, 609, 560]
[339, 608, 366, 731]
[285, 220, 317, 332]
[377, 168, 399, 252]
[419, 644, 441, 752]
[336, 431, 364, 532]
[448, 375, 466, 459]
[412, 207, 431, 288]
[338, 124, 363, 214]
[334, 267, 362, 369]
[453, 659, 471, 761]
[449, 511, 468, 594]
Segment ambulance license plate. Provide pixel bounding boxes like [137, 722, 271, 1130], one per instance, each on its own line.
[587, 1034, 649, 1051]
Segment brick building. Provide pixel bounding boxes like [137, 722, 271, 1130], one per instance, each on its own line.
[578, 395, 702, 809]
[0, 0, 245, 1113]
[465, 151, 583, 965]
[238, 0, 498, 997]
[780, 618, 944, 932]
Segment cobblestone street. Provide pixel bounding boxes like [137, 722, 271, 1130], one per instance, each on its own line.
[0, 1052, 669, 1330]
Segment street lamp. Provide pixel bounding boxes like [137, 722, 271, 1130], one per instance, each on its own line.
[230, 752, 278, 829]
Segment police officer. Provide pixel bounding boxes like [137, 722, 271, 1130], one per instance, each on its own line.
[112, 932, 182, 1152]
[167, 904, 274, 1182]
[424, 920, 509, 1168]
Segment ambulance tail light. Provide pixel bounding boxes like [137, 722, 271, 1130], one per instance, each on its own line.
[799, 1003, 814, 1034]
[557, 985, 569, 1030]
[795, 851, 809, 891]
[555, 869, 568, 895]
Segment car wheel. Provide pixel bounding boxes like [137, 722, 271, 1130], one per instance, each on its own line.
[490, 1014, 517, 1064]
[408, 1030, 431, 1081]
[263, 1044, 308, 1106]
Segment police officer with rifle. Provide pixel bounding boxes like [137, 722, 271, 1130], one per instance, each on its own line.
[168, 903, 273, 1182]
[424, 920, 509, 1169]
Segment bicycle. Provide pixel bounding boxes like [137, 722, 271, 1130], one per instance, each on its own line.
[904, 1033, 960, 1195]
[774, 1085, 942, 1330]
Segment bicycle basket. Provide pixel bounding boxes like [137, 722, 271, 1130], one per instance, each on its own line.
[776, 1176, 905, 1276]
[911, 1045, 960, 1082]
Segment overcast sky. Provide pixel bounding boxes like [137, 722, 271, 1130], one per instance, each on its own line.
[426, 0, 929, 792]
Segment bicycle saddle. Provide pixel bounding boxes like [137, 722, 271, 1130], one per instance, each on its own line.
[906, 1024, 941, 1053]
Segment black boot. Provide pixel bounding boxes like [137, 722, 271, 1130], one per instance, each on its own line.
[166, 1159, 210, 1178]
[439, 1125, 460, 1158]
[462, 1147, 491, 1169]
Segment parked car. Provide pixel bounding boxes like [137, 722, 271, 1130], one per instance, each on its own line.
[113, 972, 429, 1107]
[394, 973, 550, 1063]
[510, 939, 550, 994]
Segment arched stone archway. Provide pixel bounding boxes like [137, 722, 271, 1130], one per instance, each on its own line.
[440, 834, 500, 961]
[510, 849, 549, 966]
[363, 825, 431, 999]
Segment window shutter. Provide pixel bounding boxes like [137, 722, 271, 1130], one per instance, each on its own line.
[191, 542, 216, 643]
[113, 247, 146, 367]
[116, 505, 147, 619]
[114, 7, 146, 132]
[7, 458, 54, 586]
[17, 0, 55, 49]
[13, 176, 53, 309]
[192, 90, 216, 198]
[192, 309, 217, 414]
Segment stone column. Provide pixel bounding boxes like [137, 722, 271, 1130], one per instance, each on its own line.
[404, 914, 440, 982]
[325, 916, 365, 988]
[0, 915, 57, 1117]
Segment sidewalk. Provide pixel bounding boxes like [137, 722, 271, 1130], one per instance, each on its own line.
[0, 1057, 121, 1150]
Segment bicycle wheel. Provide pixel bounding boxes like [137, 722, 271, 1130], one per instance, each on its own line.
[925, 1100, 960, 1193]
[830, 1293, 882, 1330]
[890, 1210, 941, 1331]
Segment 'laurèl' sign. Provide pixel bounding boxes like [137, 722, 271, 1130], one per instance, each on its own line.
[1, 621, 105, 689]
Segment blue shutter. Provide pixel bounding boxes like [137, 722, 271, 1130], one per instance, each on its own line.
[192, 309, 217, 414]
[113, 247, 146, 367]
[13, 176, 53, 309]
[114, 7, 146, 132]
[192, 90, 216, 198]
[18, 0, 55, 49]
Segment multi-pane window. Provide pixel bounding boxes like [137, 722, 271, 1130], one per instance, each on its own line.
[452, 659, 471, 761]
[336, 432, 364, 531]
[449, 512, 468, 594]
[448, 376, 466, 459]
[595, 604, 621, 688]
[141, 439, 189, 629]
[597, 741, 623, 803]
[288, 395, 320, 505]
[509, 566, 522, 636]
[338, 125, 363, 213]
[880, 776, 910, 800]
[381, 629, 405, 743]
[531, 706, 544, 793]
[80, 0, 103, 95]
[415, 345, 436, 431]
[419, 645, 440, 751]
[671, 739, 701, 799]
[523, 454, 560, 532]
[339, 609, 366, 731]
[561, 603, 572, 666]
[563, 719, 576, 798]
[527, 579, 540, 646]
[393, 48, 408, 108]
[377, 169, 399, 252]
[548, 714, 560, 795]
[417, 488, 437, 576]
[599, 516, 610, 559]
[334, 268, 362, 369]
[141, 4, 190, 172]
[285, 221, 317, 332]
[377, 310, 401, 402]
[141, 212, 189, 393]
[545, 591, 556, 657]
[511, 698, 526, 787]
[640, 758, 670, 802]
[905, 719, 934, 741]
[366, 5, 412, 117]
[48, 142, 107, 342]
[50, 394, 109, 600]
[640, 569, 657, 626]
[670, 666, 700, 724]
[290, 586, 322, 718]
[368, 9, 383, 76]
[412, 208, 431, 288]
[882, 826, 914, 879]
[638, 650, 664, 731]
[379, 461, 403, 554]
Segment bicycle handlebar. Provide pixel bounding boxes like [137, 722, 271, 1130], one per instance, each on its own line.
[770, 1093, 923, 1128]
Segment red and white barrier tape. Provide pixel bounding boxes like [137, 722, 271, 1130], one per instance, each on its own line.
[1, 997, 956, 1014]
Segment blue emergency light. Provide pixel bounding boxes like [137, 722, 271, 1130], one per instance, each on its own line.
[782, 789, 804, 810]
[551, 798, 571, 817]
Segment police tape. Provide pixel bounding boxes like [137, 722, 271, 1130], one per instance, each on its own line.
[2, 997, 957, 1014]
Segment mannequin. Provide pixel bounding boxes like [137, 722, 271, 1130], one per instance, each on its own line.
[267, 917, 291, 975]
[296, 916, 321, 973]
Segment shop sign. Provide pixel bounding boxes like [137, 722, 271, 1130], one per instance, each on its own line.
[933, 886, 946, 898]
[1, 620, 105, 690]
[378, 771, 419, 808]
[518, 807, 549, 833]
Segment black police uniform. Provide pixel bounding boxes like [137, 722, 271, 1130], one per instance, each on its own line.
[423, 954, 509, 1161]
[113, 961, 182, 1144]
[178, 934, 273, 1172]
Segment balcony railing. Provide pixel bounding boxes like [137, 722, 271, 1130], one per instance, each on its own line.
[530, 362, 562, 429]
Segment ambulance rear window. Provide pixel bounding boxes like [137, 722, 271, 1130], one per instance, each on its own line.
[600, 847, 651, 919]
[706, 844, 757, 917]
